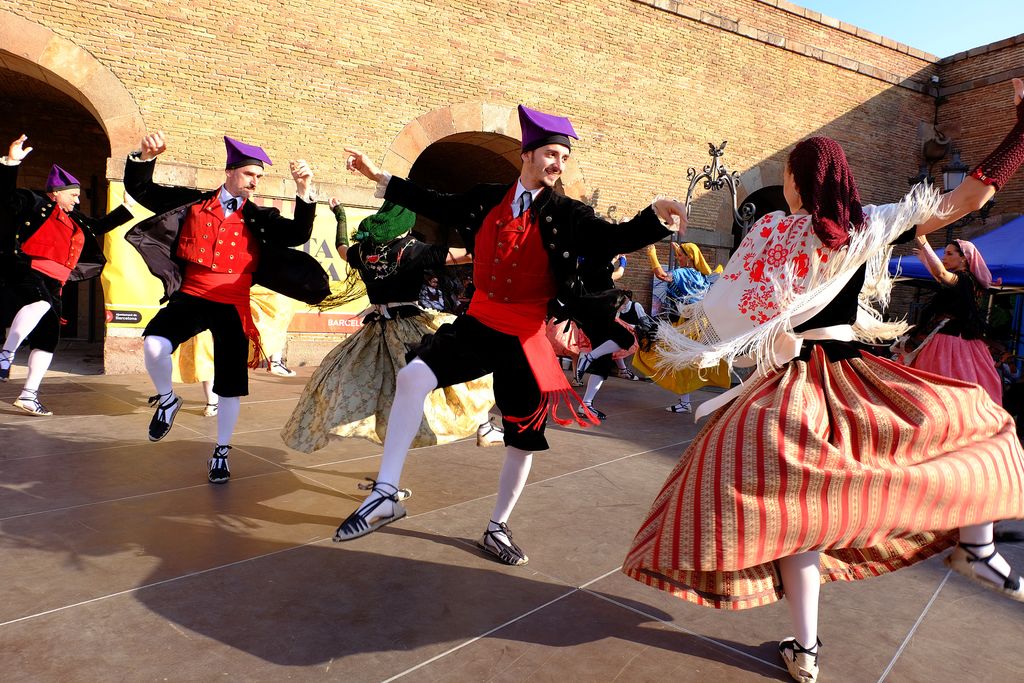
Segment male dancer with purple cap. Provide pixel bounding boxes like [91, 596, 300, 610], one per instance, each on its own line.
[124, 132, 327, 483]
[338, 104, 687, 565]
[0, 134, 133, 414]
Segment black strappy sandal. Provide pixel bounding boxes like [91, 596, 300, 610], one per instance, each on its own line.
[778, 636, 821, 683]
[333, 479, 407, 542]
[0, 349, 12, 382]
[208, 444, 231, 484]
[478, 521, 529, 566]
[617, 368, 643, 381]
[13, 389, 52, 416]
[945, 540, 1024, 601]
[147, 392, 182, 441]
[573, 352, 593, 383]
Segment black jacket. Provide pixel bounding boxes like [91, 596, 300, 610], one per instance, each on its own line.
[0, 163, 134, 282]
[123, 156, 329, 305]
[384, 176, 670, 318]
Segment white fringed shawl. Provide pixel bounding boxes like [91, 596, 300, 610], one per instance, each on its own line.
[655, 184, 944, 375]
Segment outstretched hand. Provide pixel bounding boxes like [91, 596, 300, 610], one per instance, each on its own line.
[139, 132, 167, 161]
[1014, 77, 1023, 108]
[7, 134, 33, 162]
[653, 198, 688, 234]
[344, 148, 384, 183]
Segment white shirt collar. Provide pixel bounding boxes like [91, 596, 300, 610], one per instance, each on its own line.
[513, 180, 542, 205]
[218, 185, 244, 215]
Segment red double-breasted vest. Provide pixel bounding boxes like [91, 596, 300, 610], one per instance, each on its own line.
[470, 186, 556, 309]
[21, 209, 86, 283]
[176, 195, 259, 276]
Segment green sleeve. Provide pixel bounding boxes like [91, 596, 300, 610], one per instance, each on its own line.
[333, 204, 349, 247]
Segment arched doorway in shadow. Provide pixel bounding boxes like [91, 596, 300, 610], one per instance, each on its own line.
[0, 66, 111, 342]
[407, 131, 522, 246]
[731, 185, 788, 252]
[1, 10, 147, 372]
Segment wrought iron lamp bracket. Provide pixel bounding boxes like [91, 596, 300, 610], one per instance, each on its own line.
[684, 141, 756, 232]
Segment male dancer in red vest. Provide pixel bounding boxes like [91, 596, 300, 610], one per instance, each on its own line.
[1, 135, 133, 414]
[336, 105, 686, 565]
[125, 132, 324, 484]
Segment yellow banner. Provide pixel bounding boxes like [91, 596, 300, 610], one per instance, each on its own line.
[101, 180, 373, 333]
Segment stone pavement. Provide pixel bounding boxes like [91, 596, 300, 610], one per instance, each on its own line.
[0, 365, 1021, 682]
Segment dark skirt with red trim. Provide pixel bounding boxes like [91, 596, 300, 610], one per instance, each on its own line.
[623, 345, 1024, 610]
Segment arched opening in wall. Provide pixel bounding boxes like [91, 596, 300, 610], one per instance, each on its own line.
[407, 132, 522, 246]
[0, 66, 111, 345]
[731, 185, 788, 251]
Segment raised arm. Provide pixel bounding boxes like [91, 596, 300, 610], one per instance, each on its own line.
[1, 135, 34, 212]
[611, 254, 627, 281]
[330, 198, 349, 260]
[646, 244, 672, 282]
[124, 132, 204, 212]
[917, 78, 1024, 237]
[574, 199, 682, 259]
[912, 234, 958, 286]
[345, 147, 479, 225]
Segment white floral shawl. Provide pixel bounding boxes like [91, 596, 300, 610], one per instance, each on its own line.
[655, 184, 944, 375]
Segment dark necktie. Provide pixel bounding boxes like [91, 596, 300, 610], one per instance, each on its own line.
[225, 198, 238, 213]
[515, 192, 531, 218]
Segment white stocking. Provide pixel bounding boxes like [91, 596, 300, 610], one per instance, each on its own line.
[583, 374, 604, 404]
[216, 396, 241, 446]
[779, 551, 821, 651]
[3, 300, 51, 357]
[358, 358, 437, 517]
[21, 349, 53, 395]
[143, 335, 175, 397]
[588, 339, 622, 360]
[959, 522, 1012, 584]
[488, 446, 533, 543]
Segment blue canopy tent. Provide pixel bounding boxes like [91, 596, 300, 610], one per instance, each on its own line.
[888, 215, 1024, 289]
[888, 216, 1024, 361]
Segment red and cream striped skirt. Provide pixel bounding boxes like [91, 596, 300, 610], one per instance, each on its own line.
[623, 345, 1024, 610]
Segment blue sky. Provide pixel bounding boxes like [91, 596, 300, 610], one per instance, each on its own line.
[792, 1, 1023, 57]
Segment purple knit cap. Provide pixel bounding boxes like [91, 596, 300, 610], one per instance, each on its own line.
[518, 104, 578, 153]
[45, 164, 80, 192]
[224, 136, 273, 169]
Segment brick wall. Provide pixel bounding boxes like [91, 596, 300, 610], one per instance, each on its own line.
[1, 1, 936, 204]
[937, 37, 1024, 220]
[2, 1, 1020, 353]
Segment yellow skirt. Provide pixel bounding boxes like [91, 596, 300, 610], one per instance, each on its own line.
[249, 286, 297, 358]
[172, 331, 215, 384]
[632, 320, 730, 395]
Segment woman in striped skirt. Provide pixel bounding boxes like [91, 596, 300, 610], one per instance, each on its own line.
[624, 79, 1024, 683]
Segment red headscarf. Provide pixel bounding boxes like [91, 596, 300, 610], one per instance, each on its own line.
[788, 136, 865, 249]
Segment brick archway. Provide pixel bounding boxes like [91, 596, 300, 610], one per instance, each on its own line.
[0, 9, 145, 156]
[382, 102, 589, 200]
